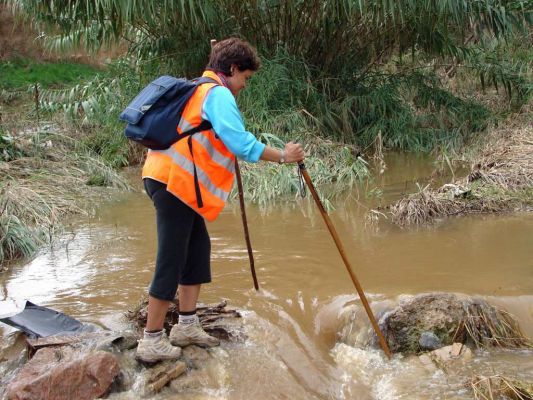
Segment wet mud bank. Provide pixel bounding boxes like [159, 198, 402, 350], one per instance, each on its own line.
[380, 110, 532, 226]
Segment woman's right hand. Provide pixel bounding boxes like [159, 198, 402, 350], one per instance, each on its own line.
[284, 141, 305, 163]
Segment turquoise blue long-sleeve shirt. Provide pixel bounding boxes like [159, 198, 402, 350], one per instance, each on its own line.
[202, 86, 266, 163]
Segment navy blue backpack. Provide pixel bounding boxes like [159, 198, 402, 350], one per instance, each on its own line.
[119, 76, 218, 150]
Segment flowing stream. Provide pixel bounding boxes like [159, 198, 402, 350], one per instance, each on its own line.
[1, 153, 532, 399]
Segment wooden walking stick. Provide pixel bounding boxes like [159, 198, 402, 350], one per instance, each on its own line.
[235, 160, 260, 290]
[210, 38, 259, 290]
[298, 162, 392, 359]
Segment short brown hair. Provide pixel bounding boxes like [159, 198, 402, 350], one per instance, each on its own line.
[207, 38, 261, 75]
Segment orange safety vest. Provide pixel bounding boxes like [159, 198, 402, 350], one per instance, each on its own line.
[142, 70, 236, 221]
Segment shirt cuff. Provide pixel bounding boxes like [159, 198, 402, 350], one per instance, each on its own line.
[247, 141, 266, 163]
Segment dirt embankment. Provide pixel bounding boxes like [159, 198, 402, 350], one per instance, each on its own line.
[0, 4, 124, 64]
[0, 5, 44, 61]
[381, 107, 532, 226]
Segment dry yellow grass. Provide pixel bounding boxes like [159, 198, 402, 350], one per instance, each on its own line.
[471, 375, 533, 400]
[386, 107, 532, 226]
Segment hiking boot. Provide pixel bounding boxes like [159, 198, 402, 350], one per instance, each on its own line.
[135, 332, 182, 363]
[169, 322, 220, 348]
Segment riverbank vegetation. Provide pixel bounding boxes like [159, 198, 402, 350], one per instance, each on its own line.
[382, 107, 532, 226]
[7, 0, 531, 149]
[1, 0, 532, 263]
[0, 61, 129, 265]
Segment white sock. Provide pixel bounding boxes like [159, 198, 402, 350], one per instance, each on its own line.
[143, 329, 163, 341]
[178, 314, 198, 326]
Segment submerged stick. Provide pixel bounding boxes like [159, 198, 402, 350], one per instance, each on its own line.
[298, 162, 392, 359]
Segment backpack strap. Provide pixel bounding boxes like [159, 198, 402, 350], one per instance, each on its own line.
[193, 77, 219, 85]
[187, 135, 204, 208]
[179, 119, 213, 139]
[177, 76, 219, 139]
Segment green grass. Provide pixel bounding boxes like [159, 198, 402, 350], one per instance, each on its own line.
[0, 57, 100, 90]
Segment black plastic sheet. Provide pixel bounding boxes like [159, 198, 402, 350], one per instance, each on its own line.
[0, 301, 97, 338]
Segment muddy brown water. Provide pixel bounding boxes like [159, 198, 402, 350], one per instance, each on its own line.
[1, 153, 532, 399]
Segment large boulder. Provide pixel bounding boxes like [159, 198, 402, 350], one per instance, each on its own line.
[382, 293, 467, 354]
[6, 347, 119, 400]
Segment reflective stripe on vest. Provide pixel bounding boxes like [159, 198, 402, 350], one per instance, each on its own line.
[179, 119, 235, 173]
[142, 70, 236, 221]
[155, 146, 231, 202]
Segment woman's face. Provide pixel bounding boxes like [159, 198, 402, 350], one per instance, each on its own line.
[226, 65, 254, 96]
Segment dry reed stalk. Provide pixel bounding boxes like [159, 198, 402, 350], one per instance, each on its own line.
[471, 375, 533, 400]
[389, 184, 464, 226]
[469, 118, 533, 191]
[463, 302, 532, 350]
[371, 130, 387, 175]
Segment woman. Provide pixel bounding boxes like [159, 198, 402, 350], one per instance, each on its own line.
[136, 38, 305, 363]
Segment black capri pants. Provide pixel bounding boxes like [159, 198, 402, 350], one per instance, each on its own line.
[144, 178, 211, 301]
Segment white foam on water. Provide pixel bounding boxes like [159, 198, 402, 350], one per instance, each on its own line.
[297, 290, 305, 311]
[331, 343, 446, 400]
[332, 343, 389, 386]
